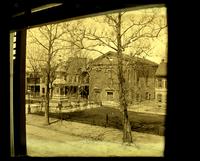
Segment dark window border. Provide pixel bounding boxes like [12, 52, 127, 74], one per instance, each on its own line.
[0, 0, 178, 159]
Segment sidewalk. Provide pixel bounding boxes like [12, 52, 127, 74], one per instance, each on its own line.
[26, 114, 164, 157]
[102, 101, 166, 115]
[128, 100, 166, 115]
[26, 100, 166, 115]
[128, 105, 166, 115]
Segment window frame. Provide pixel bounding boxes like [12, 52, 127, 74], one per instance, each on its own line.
[107, 91, 114, 101]
[0, 1, 170, 158]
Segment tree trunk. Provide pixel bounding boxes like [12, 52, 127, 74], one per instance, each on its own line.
[45, 72, 50, 125]
[122, 105, 133, 143]
[117, 12, 133, 143]
[118, 60, 133, 143]
[34, 77, 36, 97]
[51, 86, 53, 98]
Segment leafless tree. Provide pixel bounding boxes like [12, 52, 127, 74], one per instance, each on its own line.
[26, 48, 41, 96]
[60, 7, 167, 143]
[27, 23, 66, 125]
[103, 9, 166, 143]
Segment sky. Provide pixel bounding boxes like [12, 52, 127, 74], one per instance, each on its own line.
[26, 6, 167, 68]
[86, 6, 168, 63]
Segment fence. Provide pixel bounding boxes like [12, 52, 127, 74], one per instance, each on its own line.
[25, 97, 102, 114]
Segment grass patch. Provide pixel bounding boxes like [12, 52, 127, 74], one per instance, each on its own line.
[33, 106, 165, 136]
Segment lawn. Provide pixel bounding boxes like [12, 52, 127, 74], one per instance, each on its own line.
[33, 106, 165, 136]
[26, 114, 164, 156]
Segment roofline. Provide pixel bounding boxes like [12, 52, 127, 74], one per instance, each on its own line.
[89, 51, 158, 66]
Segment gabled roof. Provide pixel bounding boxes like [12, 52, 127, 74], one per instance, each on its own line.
[53, 78, 67, 85]
[155, 60, 167, 77]
[66, 57, 87, 74]
[88, 51, 115, 65]
[89, 51, 158, 66]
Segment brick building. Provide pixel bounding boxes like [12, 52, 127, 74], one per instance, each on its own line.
[26, 52, 159, 105]
[88, 51, 158, 104]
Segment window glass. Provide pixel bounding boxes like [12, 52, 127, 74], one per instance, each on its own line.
[25, 5, 167, 157]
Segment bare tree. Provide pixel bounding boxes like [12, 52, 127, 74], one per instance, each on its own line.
[28, 23, 66, 125]
[61, 7, 167, 143]
[26, 47, 43, 97]
[103, 9, 166, 143]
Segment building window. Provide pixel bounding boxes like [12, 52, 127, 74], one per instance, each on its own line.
[35, 86, 40, 92]
[157, 94, 162, 102]
[157, 79, 162, 88]
[149, 93, 151, 100]
[95, 90, 100, 94]
[42, 88, 45, 94]
[107, 92, 113, 101]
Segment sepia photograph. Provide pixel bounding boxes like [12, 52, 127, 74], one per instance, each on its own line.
[9, 3, 168, 157]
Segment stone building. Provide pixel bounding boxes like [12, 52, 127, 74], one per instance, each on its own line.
[88, 51, 158, 104]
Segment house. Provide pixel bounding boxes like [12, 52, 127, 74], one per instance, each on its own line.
[52, 65, 67, 98]
[26, 71, 41, 96]
[64, 57, 90, 100]
[155, 59, 167, 107]
[26, 52, 159, 105]
[26, 57, 90, 99]
[88, 51, 158, 105]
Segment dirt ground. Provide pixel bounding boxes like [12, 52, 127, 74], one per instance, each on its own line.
[26, 114, 165, 157]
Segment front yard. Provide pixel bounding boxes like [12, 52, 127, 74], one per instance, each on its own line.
[33, 105, 165, 136]
[26, 114, 164, 156]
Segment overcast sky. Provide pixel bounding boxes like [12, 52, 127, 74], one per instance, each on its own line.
[27, 6, 167, 68]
